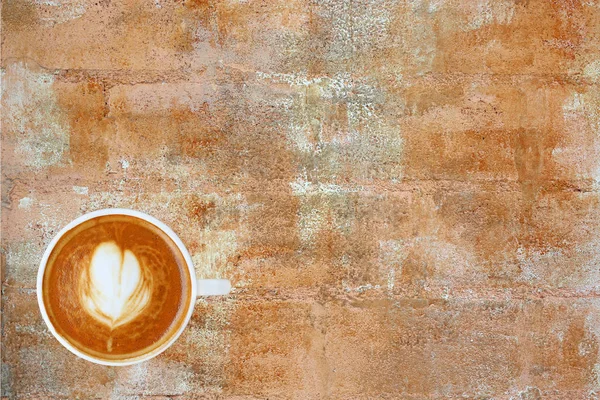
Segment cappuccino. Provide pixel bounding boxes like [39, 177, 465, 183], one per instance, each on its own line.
[41, 214, 192, 361]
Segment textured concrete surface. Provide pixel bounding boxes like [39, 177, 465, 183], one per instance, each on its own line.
[3, 0, 600, 398]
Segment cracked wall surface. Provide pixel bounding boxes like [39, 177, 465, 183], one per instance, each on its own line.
[3, 0, 600, 398]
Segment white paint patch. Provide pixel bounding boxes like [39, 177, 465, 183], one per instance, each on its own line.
[441, 286, 450, 300]
[29, 218, 60, 245]
[583, 301, 600, 387]
[279, 72, 402, 180]
[288, 171, 350, 247]
[389, 236, 480, 285]
[311, 0, 398, 61]
[18, 346, 94, 396]
[119, 159, 130, 170]
[6, 242, 41, 286]
[350, 0, 397, 54]
[18, 197, 34, 209]
[34, 0, 87, 25]
[192, 230, 238, 280]
[72, 186, 89, 195]
[181, 301, 232, 389]
[465, 0, 515, 31]
[594, 362, 600, 389]
[107, 83, 217, 116]
[514, 247, 567, 284]
[563, 92, 585, 113]
[2, 62, 70, 169]
[256, 71, 324, 87]
[286, 122, 317, 153]
[112, 359, 192, 396]
[342, 282, 382, 293]
[289, 174, 362, 196]
[584, 60, 600, 83]
[379, 239, 406, 292]
[387, 268, 396, 292]
[560, 88, 600, 185]
[401, 1, 437, 74]
[427, 0, 446, 13]
[296, 206, 326, 246]
[514, 228, 600, 290]
[270, 70, 404, 248]
[515, 247, 539, 283]
[567, 235, 600, 289]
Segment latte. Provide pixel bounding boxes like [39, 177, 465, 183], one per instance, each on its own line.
[41, 214, 192, 361]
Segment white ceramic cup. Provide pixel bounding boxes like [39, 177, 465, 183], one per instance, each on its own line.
[37, 208, 231, 366]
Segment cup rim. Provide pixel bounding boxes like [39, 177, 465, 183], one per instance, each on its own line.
[36, 208, 198, 366]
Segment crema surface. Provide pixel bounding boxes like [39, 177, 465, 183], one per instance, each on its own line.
[42, 214, 192, 361]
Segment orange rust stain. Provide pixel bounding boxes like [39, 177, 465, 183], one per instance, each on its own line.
[186, 195, 216, 226]
[170, 108, 225, 157]
[55, 79, 111, 172]
[234, 245, 295, 262]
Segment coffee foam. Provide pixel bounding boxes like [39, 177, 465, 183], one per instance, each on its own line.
[79, 241, 152, 328]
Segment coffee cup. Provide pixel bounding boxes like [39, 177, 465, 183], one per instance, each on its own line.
[37, 208, 231, 366]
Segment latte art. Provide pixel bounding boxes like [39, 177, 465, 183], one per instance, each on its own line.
[79, 242, 152, 328]
[42, 214, 191, 361]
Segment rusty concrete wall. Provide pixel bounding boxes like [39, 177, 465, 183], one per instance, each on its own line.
[3, 0, 600, 398]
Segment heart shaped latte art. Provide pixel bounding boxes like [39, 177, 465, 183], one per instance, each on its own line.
[79, 242, 152, 329]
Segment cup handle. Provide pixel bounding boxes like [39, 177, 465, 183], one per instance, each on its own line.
[197, 279, 231, 296]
